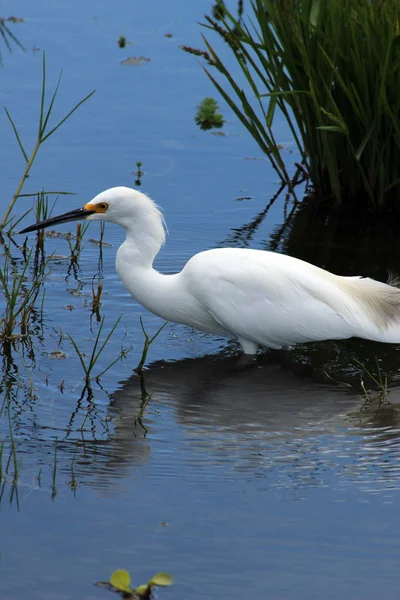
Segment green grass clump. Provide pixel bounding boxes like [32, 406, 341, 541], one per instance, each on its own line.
[185, 0, 400, 209]
[0, 245, 49, 348]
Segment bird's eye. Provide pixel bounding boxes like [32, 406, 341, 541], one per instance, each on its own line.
[98, 202, 109, 212]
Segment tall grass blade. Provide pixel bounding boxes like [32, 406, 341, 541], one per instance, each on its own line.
[41, 90, 96, 142]
[4, 107, 28, 162]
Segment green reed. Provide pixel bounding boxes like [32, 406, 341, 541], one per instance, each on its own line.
[136, 318, 168, 375]
[184, 0, 400, 208]
[2, 52, 94, 229]
[66, 221, 91, 263]
[0, 244, 51, 347]
[355, 357, 390, 407]
[68, 315, 130, 384]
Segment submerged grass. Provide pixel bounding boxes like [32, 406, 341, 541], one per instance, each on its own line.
[185, 0, 400, 209]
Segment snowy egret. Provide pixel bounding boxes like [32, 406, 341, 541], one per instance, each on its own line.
[20, 186, 400, 354]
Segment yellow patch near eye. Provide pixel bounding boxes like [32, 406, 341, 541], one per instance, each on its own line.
[84, 202, 108, 213]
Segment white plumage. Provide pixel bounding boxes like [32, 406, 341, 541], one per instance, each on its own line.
[21, 186, 400, 355]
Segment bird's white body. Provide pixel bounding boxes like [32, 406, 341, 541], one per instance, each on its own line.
[23, 186, 400, 355]
[89, 187, 400, 355]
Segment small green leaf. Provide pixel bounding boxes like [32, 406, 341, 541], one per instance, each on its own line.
[309, 0, 320, 28]
[149, 572, 174, 587]
[136, 584, 151, 597]
[110, 569, 132, 593]
[316, 125, 344, 133]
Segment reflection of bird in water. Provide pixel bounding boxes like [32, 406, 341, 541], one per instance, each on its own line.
[20, 187, 400, 355]
[112, 353, 360, 434]
[98, 354, 400, 493]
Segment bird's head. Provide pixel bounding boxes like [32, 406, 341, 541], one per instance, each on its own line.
[19, 187, 166, 243]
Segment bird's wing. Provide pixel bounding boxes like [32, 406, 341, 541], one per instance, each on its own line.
[183, 249, 356, 348]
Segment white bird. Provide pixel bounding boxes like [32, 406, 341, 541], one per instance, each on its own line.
[20, 186, 400, 355]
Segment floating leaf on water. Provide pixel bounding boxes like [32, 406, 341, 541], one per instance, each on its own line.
[149, 572, 174, 587]
[136, 584, 150, 597]
[121, 56, 151, 67]
[110, 569, 132, 594]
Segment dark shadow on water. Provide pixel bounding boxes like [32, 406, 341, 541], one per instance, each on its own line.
[280, 197, 400, 281]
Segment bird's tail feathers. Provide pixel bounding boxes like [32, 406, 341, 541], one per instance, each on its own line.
[338, 274, 400, 342]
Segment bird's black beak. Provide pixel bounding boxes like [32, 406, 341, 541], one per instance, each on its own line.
[19, 207, 96, 234]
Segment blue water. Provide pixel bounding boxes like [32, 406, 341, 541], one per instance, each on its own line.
[1, 1, 400, 599]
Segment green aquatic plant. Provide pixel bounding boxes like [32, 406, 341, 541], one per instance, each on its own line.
[355, 357, 390, 408]
[91, 279, 103, 322]
[184, 0, 400, 208]
[2, 52, 94, 229]
[67, 315, 130, 384]
[118, 35, 127, 48]
[51, 437, 58, 501]
[99, 569, 173, 598]
[66, 221, 91, 263]
[0, 245, 51, 349]
[133, 161, 144, 187]
[195, 97, 224, 130]
[136, 318, 168, 375]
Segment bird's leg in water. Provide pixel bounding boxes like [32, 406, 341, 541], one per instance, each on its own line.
[237, 336, 259, 355]
[234, 352, 260, 370]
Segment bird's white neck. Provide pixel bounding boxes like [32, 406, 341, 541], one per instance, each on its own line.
[121, 209, 165, 268]
[116, 230, 184, 323]
[115, 215, 223, 333]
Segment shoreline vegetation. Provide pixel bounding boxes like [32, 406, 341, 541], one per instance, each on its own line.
[183, 0, 400, 210]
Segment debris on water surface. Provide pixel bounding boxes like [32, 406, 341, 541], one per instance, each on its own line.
[164, 33, 173, 38]
[46, 229, 76, 239]
[67, 288, 85, 297]
[0, 16, 24, 23]
[235, 196, 252, 201]
[88, 238, 112, 247]
[64, 305, 75, 311]
[121, 56, 151, 66]
[49, 350, 67, 359]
